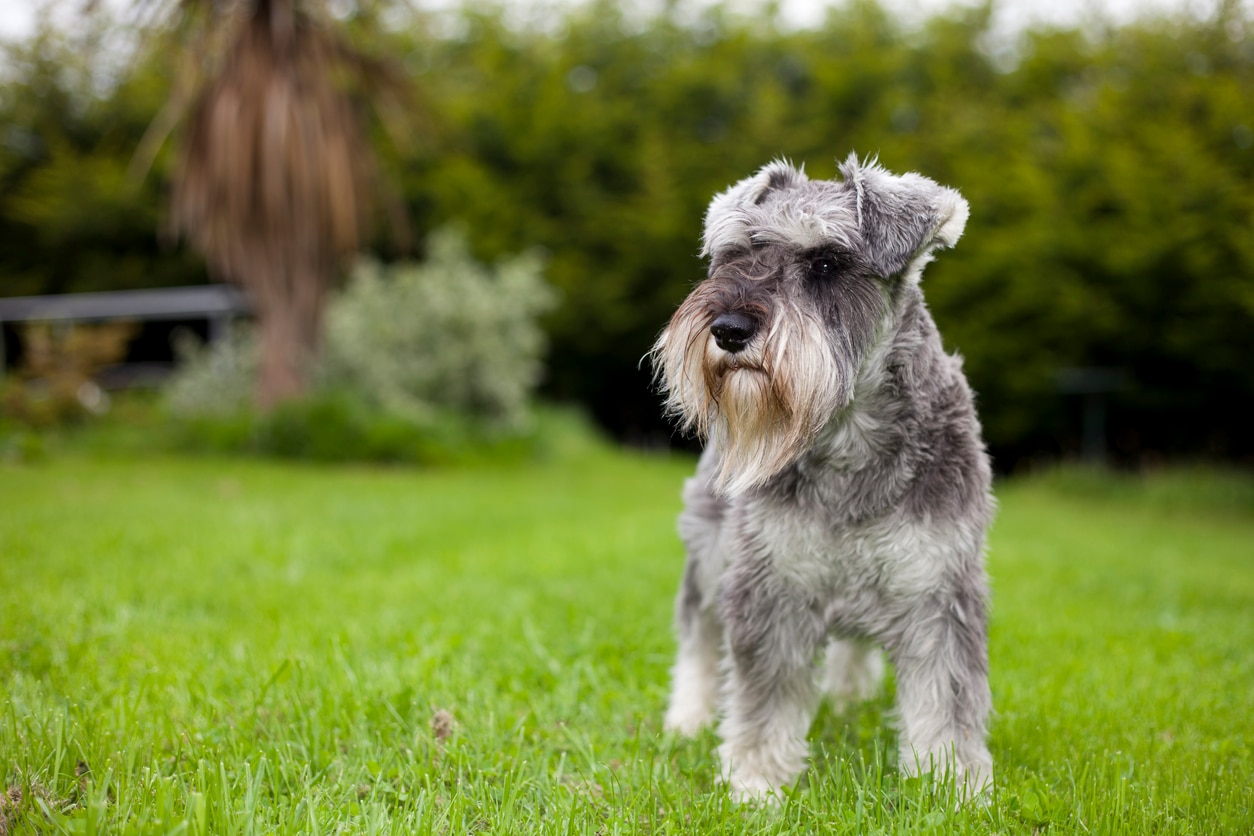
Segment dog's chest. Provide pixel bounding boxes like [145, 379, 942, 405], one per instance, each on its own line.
[744, 497, 960, 602]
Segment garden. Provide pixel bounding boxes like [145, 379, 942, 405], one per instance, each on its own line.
[2, 0, 1253, 832]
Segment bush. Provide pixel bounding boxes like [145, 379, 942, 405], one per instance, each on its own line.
[0, 321, 137, 427]
[322, 228, 556, 429]
[165, 395, 597, 467]
[161, 229, 557, 462]
[164, 325, 257, 418]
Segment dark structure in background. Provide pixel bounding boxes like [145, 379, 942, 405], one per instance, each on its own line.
[0, 286, 251, 387]
[1056, 367, 1127, 465]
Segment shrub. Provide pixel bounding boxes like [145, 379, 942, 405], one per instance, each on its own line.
[164, 325, 257, 419]
[161, 229, 557, 462]
[0, 321, 137, 427]
[249, 392, 549, 466]
[321, 228, 556, 428]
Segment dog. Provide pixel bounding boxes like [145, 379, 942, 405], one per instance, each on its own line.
[650, 154, 994, 803]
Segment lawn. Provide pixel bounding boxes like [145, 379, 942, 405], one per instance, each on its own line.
[1, 440, 1251, 834]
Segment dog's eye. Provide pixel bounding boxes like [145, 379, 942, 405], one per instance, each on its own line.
[806, 256, 842, 282]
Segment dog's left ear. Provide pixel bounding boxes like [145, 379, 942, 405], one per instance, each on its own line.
[838, 153, 969, 282]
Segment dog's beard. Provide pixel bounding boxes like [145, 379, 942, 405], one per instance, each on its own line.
[653, 301, 846, 497]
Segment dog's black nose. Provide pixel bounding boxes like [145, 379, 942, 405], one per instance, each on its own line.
[710, 312, 756, 353]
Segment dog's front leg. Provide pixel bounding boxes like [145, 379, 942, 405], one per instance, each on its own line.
[664, 557, 724, 736]
[717, 564, 824, 803]
[888, 589, 994, 797]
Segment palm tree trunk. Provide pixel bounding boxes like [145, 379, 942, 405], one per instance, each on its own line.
[251, 258, 328, 409]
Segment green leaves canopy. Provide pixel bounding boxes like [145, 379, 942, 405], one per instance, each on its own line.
[2, 1, 1252, 462]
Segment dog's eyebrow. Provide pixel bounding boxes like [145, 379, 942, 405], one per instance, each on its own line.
[799, 245, 856, 262]
[713, 246, 752, 261]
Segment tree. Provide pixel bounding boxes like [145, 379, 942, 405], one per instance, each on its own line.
[138, 0, 407, 408]
[0, 15, 202, 298]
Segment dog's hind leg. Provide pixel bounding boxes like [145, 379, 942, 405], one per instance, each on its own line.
[820, 638, 885, 713]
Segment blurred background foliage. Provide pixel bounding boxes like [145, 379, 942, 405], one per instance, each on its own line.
[159, 227, 555, 464]
[1, 0, 1252, 469]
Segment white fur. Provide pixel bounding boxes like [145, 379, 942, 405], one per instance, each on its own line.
[821, 639, 885, 712]
[664, 650, 720, 736]
[932, 189, 969, 248]
[751, 507, 977, 601]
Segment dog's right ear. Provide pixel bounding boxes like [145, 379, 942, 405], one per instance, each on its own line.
[702, 160, 808, 256]
[839, 153, 969, 282]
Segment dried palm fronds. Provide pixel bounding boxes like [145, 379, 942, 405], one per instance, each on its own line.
[129, 0, 414, 406]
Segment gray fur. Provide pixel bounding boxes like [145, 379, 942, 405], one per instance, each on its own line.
[652, 155, 994, 803]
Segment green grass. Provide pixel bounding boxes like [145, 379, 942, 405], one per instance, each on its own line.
[1, 441, 1251, 834]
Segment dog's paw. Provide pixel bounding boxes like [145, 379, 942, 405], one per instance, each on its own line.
[663, 671, 718, 737]
[957, 760, 994, 805]
[720, 760, 793, 806]
[662, 701, 712, 738]
[724, 773, 786, 806]
[902, 746, 994, 807]
[717, 741, 802, 806]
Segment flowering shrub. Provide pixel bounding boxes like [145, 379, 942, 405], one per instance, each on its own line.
[322, 228, 555, 428]
[162, 229, 556, 460]
[164, 325, 256, 419]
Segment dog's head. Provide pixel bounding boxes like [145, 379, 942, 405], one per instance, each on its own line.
[652, 154, 969, 496]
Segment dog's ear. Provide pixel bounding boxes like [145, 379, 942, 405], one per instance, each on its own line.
[702, 160, 808, 256]
[838, 153, 969, 282]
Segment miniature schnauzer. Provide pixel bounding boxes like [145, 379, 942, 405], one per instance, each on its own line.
[651, 154, 994, 803]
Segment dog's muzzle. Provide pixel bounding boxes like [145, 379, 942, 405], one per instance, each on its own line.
[710, 312, 757, 354]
